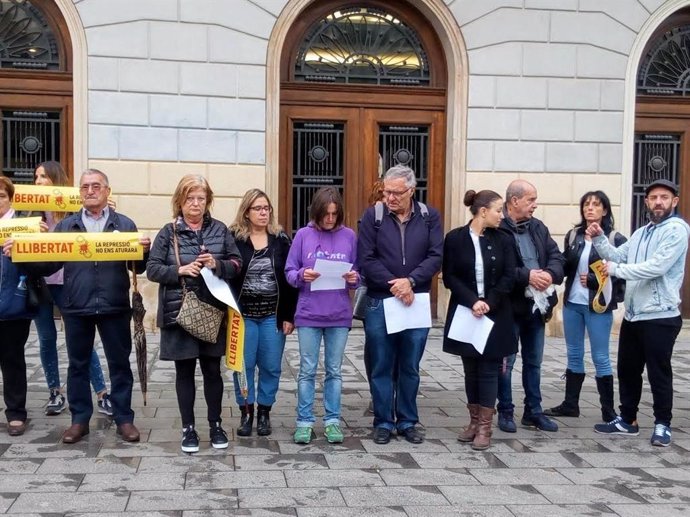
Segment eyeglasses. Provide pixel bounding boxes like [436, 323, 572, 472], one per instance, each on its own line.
[383, 187, 411, 198]
[249, 205, 271, 213]
[185, 196, 207, 205]
[80, 183, 105, 192]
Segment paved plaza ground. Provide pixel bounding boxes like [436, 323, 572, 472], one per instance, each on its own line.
[1, 324, 690, 516]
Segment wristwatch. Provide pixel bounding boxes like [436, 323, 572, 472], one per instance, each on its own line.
[407, 276, 416, 288]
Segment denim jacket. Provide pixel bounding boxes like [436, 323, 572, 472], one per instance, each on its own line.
[593, 215, 690, 321]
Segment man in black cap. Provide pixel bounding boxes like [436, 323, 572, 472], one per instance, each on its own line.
[586, 178, 690, 447]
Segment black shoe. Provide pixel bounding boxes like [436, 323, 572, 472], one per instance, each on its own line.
[210, 422, 228, 449]
[256, 405, 271, 436]
[544, 402, 579, 417]
[400, 426, 424, 444]
[181, 425, 199, 453]
[237, 405, 254, 437]
[373, 427, 391, 444]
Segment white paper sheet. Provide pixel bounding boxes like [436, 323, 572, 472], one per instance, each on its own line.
[310, 258, 353, 291]
[447, 304, 494, 354]
[200, 266, 240, 311]
[383, 292, 432, 334]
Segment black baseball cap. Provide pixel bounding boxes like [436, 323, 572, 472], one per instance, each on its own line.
[645, 179, 678, 196]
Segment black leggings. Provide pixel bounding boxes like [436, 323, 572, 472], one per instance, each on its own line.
[462, 356, 502, 408]
[175, 356, 223, 427]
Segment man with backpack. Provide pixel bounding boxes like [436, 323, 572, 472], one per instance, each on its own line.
[357, 165, 443, 445]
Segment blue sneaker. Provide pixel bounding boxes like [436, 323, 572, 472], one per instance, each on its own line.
[521, 413, 558, 432]
[594, 416, 639, 435]
[651, 424, 672, 447]
[497, 410, 516, 433]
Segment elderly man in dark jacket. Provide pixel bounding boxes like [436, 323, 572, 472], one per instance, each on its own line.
[50, 169, 150, 444]
[357, 165, 443, 445]
[496, 179, 565, 433]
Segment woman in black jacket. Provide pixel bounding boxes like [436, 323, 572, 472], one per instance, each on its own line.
[545, 190, 626, 422]
[147, 175, 242, 453]
[228, 189, 297, 437]
[443, 189, 517, 450]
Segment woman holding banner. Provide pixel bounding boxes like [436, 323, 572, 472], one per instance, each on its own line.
[442, 189, 517, 450]
[31, 161, 113, 417]
[228, 189, 297, 437]
[545, 191, 626, 422]
[285, 187, 359, 445]
[147, 175, 242, 453]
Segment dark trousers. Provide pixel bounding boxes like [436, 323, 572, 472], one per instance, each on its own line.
[62, 312, 134, 425]
[462, 356, 502, 408]
[0, 319, 31, 422]
[618, 317, 681, 426]
[175, 355, 223, 427]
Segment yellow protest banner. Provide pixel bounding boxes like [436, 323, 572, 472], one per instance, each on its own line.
[0, 217, 41, 245]
[225, 308, 245, 373]
[12, 185, 83, 212]
[10, 232, 143, 262]
[590, 259, 613, 314]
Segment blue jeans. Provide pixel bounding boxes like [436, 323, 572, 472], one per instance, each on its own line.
[562, 302, 613, 376]
[62, 312, 134, 425]
[232, 315, 286, 406]
[296, 326, 349, 427]
[497, 311, 546, 415]
[35, 285, 107, 394]
[365, 298, 428, 432]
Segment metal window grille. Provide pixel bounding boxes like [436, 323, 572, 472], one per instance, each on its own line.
[379, 124, 429, 204]
[0, 0, 60, 71]
[1, 110, 60, 183]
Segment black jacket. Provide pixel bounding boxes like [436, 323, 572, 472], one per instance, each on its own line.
[563, 227, 626, 313]
[499, 215, 565, 321]
[47, 209, 148, 316]
[442, 225, 518, 359]
[147, 215, 242, 328]
[229, 231, 298, 330]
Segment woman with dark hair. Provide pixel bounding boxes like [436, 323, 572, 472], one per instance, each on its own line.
[147, 174, 242, 453]
[31, 161, 112, 417]
[442, 189, 517, 450]
[285, 186, 359, 445]
[228, 188, 297, 437]
[545, 190, 626, 422]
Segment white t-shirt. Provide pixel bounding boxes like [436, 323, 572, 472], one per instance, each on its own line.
[470, 228, 485, 298]
[568, 239, 592, 305]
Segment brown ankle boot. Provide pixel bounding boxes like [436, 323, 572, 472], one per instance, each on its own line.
[472, 406, 496, 451]
[458, 403, 480, 442]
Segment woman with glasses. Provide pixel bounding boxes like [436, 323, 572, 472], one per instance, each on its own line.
[285, 186, 359, 444]
[147, 175, 242, 453]
[228, 189, 297, 436]
[31, 161, 113, 417]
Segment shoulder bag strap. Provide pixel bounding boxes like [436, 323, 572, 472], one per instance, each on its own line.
[171, 222, 187, 291]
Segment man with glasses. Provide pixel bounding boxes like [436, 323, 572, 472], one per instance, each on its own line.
[357, 165, 443, 444]
[51, 169, 150, 444]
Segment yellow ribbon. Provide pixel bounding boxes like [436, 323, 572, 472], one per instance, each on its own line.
[10, 232, 143, 262]
[590, 259, 612, 314]
[0, 217, 41, 244]
[13, 185, 83, 212]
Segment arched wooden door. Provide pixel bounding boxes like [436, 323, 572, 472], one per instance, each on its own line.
[0, 0, 73, 183]
[635, 9, 690, 317]
[279, 0, 447, 235]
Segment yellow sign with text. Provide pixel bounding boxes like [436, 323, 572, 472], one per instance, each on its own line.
[10, 232, 143, 262]
[590, 259, 613, 314]
[0, 217, 41, 245]
[12, 185, 83, 212]
[225, 308, 245, 374]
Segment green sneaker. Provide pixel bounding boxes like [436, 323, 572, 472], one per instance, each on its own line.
[293, 426, 314, 444]
[324, 424, 344, 444]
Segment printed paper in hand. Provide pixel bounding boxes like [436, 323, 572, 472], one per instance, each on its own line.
[200, 267, 239, 310]
[448, 305, 494, 354]
[383, 293, 432, 334]
[310, 258, 353, 291]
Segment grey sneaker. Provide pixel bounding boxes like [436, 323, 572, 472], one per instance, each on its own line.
[45, 389, 66, 416]
[97, 394, 113, 416]
[651, 424, 672, 447]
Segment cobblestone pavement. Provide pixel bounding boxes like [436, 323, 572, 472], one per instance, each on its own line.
[1, 324, 690, 516]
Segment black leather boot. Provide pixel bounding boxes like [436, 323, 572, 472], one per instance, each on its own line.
[544, 369, 585, 417]
[236, 404, 254, 437]
[256, 404, 272, 436]
[596, 375, 617, 422]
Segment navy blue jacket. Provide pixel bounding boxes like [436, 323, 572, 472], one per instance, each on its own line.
[357, 200, 443, 299]
[47, 209, 148, 316]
